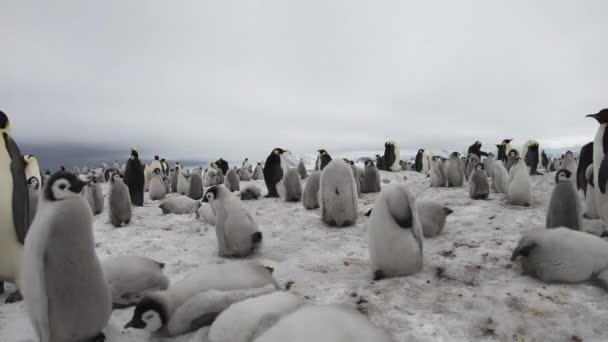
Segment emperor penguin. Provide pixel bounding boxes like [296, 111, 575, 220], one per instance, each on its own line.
[576, 142, 594, 196]
[297, 159, 308, 179]
[497, 139, 513, 163]
[187, 170, 204, 200]
[383, 140, 401, 172]
[177, 169, 190, 195]
[303, 171, 321, 210]
[319, 160, 358, 227]
[101, 255, 169, 309]
[171, 163, 181, 192]
[253, 163, 264, 180]
[561, 151, 578, 176]
[240, 184, 262, 201]
[415, 149, 425, 173]
[149, 168, 167, 201]
[491, 160, 509, 194]
[522, 140, 543, 175]
[21, 171, 111, 342]
[160, 158, 169, 176]
[546, 169, 582, 231]
[467, 141, 488, 159]
[511, 228, 608, 290]
[263, 148, 288, 198]
[368, 184, 423, 280]
[150, 156, 163, 175]
[469, 163, 490, 200]
[547, 158, 558, 172]
[315, 149, 332, 171]
[124, 149, 145, 206]
[447, 152, 465, 187]
[203, 186, 263, 257]
[216, 158, 230, 175]
[417, 200, 452, 238]
[541, 150, 549, 170]
[225, 167, 240, 192]
[108, 172, 132, 227]
[350, 163, 364, 196]
[429, 156, 447, 187]
[242, 158, 252, 173]
[507, 157, 531, 206]
[505, 149, 520, 172]
[0, 111, 30, 303]
[465, 154, 481, 181]
[484, 153, 496, 179]
[253, 304, 395, 342]
[205, 164, 224, 187]
[83, 178, 104, 215]
[361, 160, 381, 193]
[280, 168, 302, 202]
[159, 195, 201, 215]
[23, 154, 43, 187]
[375, 154, 386, 171]
[237, 166, 253, 181]
[123, 260, 279, 338]
[421, 150, 433, 175]
[143, 164, 152, 192]
[584, 164, 601, 219]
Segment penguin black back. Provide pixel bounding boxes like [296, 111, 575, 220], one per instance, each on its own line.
[415, 149, 424, 172]
[577, 142, 594, 194]
[497, 139, 513, 163]
[124, 149, 145, 206]
[263, 148, 287, 198]
[383, 142, 396, 171]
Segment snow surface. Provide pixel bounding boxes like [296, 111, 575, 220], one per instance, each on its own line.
[2, 170, 608, 342]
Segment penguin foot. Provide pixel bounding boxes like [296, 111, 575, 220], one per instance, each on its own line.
[373, 270, 386, 281]
[5, 290, 23, 303]
[92, 332, 106, 342]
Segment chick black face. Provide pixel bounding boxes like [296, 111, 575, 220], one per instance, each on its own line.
[45, 171, 86, 201]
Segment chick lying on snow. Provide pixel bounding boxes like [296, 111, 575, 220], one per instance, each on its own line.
[159, 195, 201, 215]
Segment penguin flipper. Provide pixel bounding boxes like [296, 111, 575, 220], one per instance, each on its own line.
[4, 133, 29, 243]
[599, 158, 608, 194]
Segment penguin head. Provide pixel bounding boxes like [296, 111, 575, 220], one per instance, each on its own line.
[124, 296, 167, 332]
[502, 139, 513, 144]
[0, 111, 10, 133]
[45, 171, 86, 201]
[555, 169, 572, 183]
[450, 152, 460, 158]
[587, 108, 608, 124]
[365, 160, 375, 167]
[508, 150, 518, 158]
[27, 177, 40, 190]
[475, 163, 485, 171]
[111, 172, 124, 183]
[154, 155, 159, 160]
[153, 168, 161, 175]
[418, 149, 425, 154]
[317, 149, 327, 155]
[130, 149, 139, 160]
[202, 186, 221, 203]
[273, 148, 288, 156]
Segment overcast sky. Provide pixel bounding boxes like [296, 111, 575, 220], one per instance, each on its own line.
[2, 1, 607, 162]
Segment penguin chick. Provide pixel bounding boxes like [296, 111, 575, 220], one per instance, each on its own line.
[546, 169, 582, 231]
[280, 168, 302, 202]
[319, 160, 359, 227]
[302, 171, 321, 210]
[240, 184, 262, 201]
[108, 172, 132, 227]
[361, 160, 381, 193]
[159, 195, 201, 215]
[225, 168, 240, 192]
[83, 178, 104, 215]
[469, 163, 490, 200]
[297, 159, 308, 179]
[417, 200, 453, 238]
[507, 157, 532, 206]
[491, 160, 509, 194]
[197, 202, 217, 225]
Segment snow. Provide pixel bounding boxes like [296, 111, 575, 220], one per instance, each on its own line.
[1, 170, 608, 342]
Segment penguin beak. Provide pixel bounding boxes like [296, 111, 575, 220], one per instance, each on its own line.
[70, 180, 86, 194]
[587, 113, 601, 122]
[202, 197, 208, 203]
[124, 317, 146, 330]
[510, 248, 520, 261]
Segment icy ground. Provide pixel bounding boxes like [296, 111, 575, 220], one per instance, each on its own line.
[2, 170, 608, 342]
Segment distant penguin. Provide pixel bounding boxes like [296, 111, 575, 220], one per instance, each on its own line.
[205, 164, 224, 187]
[375, 154, 386, 172]
[160, 158, 169, 176]
[420, 150, 433, 175]
[225, 168, 240, 192]
[368, 184, 423, 280]
[584, 164, 601, 219]
[150, 156, 163, 175]
[171, 163, 181, 192]
[73, 166, 81, 175]
[484, 153, 496, 179]
[546, 169, 582, 230]
[316, 149, 332, 171]
[541, 150, 549, 170]
[159, 195, 201, 215]
[242, 158, 252, 172]
[415, 149, 425, 173]
[124, 149, 145, 206]
[254, 305, 395, 342]
[491, 160, 509, 194]
[204, 186, 263, 257]
[240, 184, 262, 201]
[447, 152, 464, 187]
[561, 151, 577, 176]
[149, 168, 167, 201]
[21, 171, 111, 342]
[280, 168, 302, 202]
[417, 200, 452, 238]
[505, 149, 520, 172]
[177, 169, 190, 195]
[83, 178, 104, 215]
[253, 163, 264, 180]
[319, 160, 358, 227]
[547, 158, 558, 172]
[465, 154, 481, 181]
[123, 261, 279, 338]
[101, 255, 169, 309]
[297, 159, 308, 179]
[497, 139, 513, 163]
[187, 171, 203, 200]
[108, 172, 132, 227]
[303, 171, 321, 210]
[469, 163, 490, 200]
[361, 160, 381, 193]
[400, 160, 408, 171]
[467, 141, 488, 159]
[577, 142, 594, 195]
[429, 157, 447, 187]
[263, 148, 288, 198]
[522, 140, 543, 175]
[0, 111, 30, 303]
[511, 228, 608, 289]
[383, 140, 401, 172]
[237, 166, 253, 181]
[507, 157, 531, 206]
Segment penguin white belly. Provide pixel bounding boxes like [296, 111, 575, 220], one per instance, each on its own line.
[585, 184, 601, 219]
[0, 147, 21, 282]
[370, 220, 421, 276]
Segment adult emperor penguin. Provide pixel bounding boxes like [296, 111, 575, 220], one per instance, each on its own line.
[505, 149, 520, 172]
[0, 111, 30, 303]
[253, 163, 264, 180]
[491, 160, 509, 194]
[576, 142, 594, 196]
[507, 157, 531, 206]
[242, 158, 253, 173]
[511, 228, 608, 289]
[415, 149, 425, 173]
[315, 149, 332, 171]
[303, 171, 321, 210]
[383, 140, 401, 172]
[225, 167, 240, 192]
[216, 158, 230, 175]
[263, 148, 288, 198]
[203, 186, 263, 257]
[124, 149, 145, 206]
[447, 152, 464, 187]
[584, 164, 601, 219]
[83, 178, 104, 215]
[469, 163, 490, 200]
[160, 158, 169, 176]
[361, 160, 381, 193]
[280, 168, 302, 202]
[24, 154, 43, 222]
[108, 172, 132, 227]
[417, 200, 452, 238]
[149, 168, 167, 201]
[467, 141, 488, 159]
[21, 171, 111, 342]
[319, 160, 359, 227]
[368, 184, 423, 280]
[587, 108, 608, 221]
[375, 154, 386, 171]
[546, 169, 582, 230]
[124, 260, 279, 338]
[497, 139, 513, 163]
[297, 159, 308, 179]
[522, 140, 543, 175]
[541, 150, 549, 170]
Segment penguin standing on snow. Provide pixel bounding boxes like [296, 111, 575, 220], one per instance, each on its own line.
[469, 164, 490, 200]
[497, 139, 513, 163]
[215, 158, 230, 175]
[546, 169, 582, 230]
[108, 173, 132, 227]
[505, 149, 520, 172]
[253, 163, 264, 180]
[0, 111, 30, 303]
[319, 160, 359, 227]
[383, 140, 401, 172]
[541, 150, 549, 170]
[491, 160, 509, 194]
[263, 148, 289, 198]
[187, 170, 204, 200]
[467, 141, 488, 159]
[315, 149, 332, 171]
[465, 154, 481, 181]
[303, 171, 322, 210]
[361, 160, 381, 193]
[447, 152, 464, 187]
[375, 154, 386, 171]
[124, 149, 145, 206]
[415, 149, 425, 173]
[297, 159, 308, 179]
[225, 168, 240, 192]
[171, 163, 181, 193]
[507, 157, 531, 206]
[417, 200, 452, 238]
[522, 140, 543, 175]
[280, 168, 302, 202]
[576, 142, 594, 196]
[21, 171, 111, 342]
[83, 178, 104, 215]
[587, 108, 608, 221]
[149, 168, 167, 201]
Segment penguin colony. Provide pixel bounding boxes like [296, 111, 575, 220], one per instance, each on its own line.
[4, 108, 608, 341]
